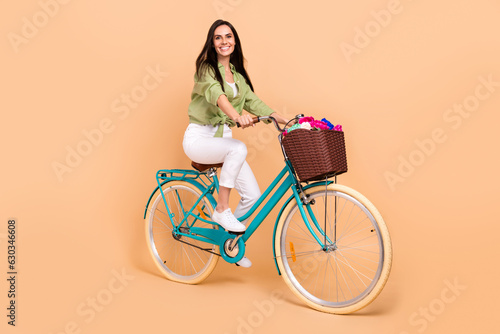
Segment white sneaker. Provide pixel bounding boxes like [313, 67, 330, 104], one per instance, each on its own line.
[211, 208, 246, 233]
[236, 257, 252, 268]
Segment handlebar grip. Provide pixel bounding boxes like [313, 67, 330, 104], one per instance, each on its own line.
[236, 116, 260, 128]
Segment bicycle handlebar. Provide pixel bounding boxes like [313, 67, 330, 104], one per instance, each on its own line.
[236, 114, 304, 133]
[235, 116, 261, 128]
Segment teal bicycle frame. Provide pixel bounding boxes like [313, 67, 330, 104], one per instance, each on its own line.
[143, 114, 338, 272]
[144, 158, 333, 273]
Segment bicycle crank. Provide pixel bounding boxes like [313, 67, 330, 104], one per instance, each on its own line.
[224, 237, 240, 257]
[219, 234, 245, 264]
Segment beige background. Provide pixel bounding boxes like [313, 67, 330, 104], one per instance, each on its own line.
[1, 0, 499, 333]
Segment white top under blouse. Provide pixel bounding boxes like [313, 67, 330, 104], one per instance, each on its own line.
[226, 81, 238, 97]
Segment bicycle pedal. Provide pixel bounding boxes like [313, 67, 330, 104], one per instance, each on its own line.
[227, 230, 245, 235]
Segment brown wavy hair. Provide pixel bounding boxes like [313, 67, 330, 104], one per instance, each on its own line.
[195, 20, 254, 92]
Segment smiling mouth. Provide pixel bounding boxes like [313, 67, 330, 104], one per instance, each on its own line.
[220, 47, 230, 51]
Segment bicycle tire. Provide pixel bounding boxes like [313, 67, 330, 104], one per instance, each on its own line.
[145, 180, 219, 284]
[274, 184, 392, 314]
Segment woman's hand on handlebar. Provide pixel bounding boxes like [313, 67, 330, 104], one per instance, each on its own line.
[234, 114, 255, 129]
[217, 95, 254, 128]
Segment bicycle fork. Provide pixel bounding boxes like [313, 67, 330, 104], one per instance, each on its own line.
[294, 181, 337, 250]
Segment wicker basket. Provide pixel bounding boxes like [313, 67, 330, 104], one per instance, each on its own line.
[282, 129, 348, 182]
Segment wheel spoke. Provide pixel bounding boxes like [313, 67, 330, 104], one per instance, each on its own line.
[152, 210, 173, 231]
[333, 252, 352, 300]
[336, 203, 361, 242]
[282, 249, 323, 260]
[341, 235, 378, 249]
[335, 250, 372, 286]
[336, 216, 370, 244]
[289, 218, 317, 242]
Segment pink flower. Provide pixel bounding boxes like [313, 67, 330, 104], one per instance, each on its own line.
[311, 120, 329, 130]
[299, 116, 315, 124]
[334, 124, 343, 131]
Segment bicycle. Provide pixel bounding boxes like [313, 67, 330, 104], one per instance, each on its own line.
[143, 115, 392, 314]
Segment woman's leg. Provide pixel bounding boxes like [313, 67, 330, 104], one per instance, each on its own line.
[183, 125, 257, 266]
[229, 161, 260, 267]
[233, 161, 261, 225]
[216, 186, 231, 212]
[183, 125, 248, 210]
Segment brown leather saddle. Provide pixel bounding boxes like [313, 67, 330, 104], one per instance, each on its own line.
[191, 161, 223, 172]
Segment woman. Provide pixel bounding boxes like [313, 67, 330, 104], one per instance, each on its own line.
[182, 20, 288, 268]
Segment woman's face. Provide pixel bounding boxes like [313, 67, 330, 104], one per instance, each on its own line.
[213, 25, 235, 59]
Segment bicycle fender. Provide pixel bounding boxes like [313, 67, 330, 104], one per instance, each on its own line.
[143, 178, 217, 219]
[272, 180, 332, 275]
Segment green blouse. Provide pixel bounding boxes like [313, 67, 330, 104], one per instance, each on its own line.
[188, 62, 274, 137]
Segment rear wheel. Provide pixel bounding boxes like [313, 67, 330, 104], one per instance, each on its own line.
[145, 181, 219, 284]
[275, 184, 392, 314]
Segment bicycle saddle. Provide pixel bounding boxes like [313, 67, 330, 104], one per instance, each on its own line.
[191, 161, 224, 172]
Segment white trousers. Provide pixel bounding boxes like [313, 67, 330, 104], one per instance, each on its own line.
[182, 123, 261, 223]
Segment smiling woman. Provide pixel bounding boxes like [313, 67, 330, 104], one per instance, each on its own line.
[182, 19, 289, 268]
[213, 25, 235, 59]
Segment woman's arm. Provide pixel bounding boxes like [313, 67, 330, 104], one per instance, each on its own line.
[270, 112, 289, 125]
[242, 89, 289, 125]
[217, 94, 254, 128]
[219, 93, 289, 127]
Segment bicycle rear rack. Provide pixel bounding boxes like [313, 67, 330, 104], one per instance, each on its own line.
[156, 169, 215, 189]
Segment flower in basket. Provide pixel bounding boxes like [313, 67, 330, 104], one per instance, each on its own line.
[284, 116, 343, 136]
[321, 118, 335, 130]
[317, 117, 343, 131]
[310, 120, 330, 130]
[299, 116, 315, 124]
[300, 122, 312, 130]
[283, 123, 299, 136]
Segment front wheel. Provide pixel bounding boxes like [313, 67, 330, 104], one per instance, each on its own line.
[275, 184, 392, 314]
